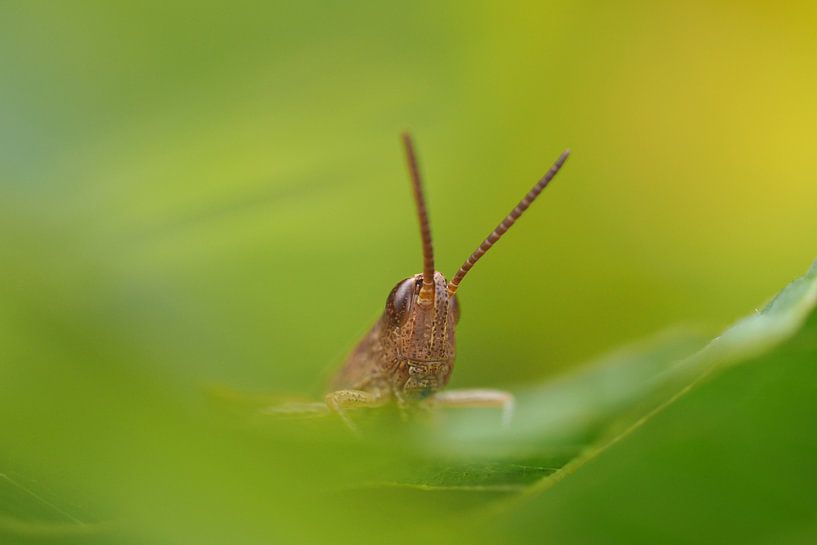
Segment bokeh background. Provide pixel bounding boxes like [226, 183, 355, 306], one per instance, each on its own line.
[2, 2, 817, 544]
[3, 1, 817, 390]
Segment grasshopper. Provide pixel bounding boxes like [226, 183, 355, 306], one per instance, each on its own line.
[322, 134, 570, 430]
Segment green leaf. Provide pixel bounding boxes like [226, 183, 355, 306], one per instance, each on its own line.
[471, 259, 817, 544]
[2, 236, 816, 545]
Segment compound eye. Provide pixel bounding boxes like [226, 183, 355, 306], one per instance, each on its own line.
[451, 295, 461, 324]
[385, 277, 418, 327]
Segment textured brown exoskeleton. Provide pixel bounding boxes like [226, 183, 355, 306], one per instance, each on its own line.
[324, 133, 570, 429]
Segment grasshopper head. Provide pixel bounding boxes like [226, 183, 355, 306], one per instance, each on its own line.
[383, 271, 459, 398]
[382, 133, 568, 399]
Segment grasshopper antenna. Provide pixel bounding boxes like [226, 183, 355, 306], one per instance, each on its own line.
[402, 132, 436, 304]
[447, 149, 571, 296]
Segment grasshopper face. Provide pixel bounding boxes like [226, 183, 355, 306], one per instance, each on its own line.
[383, 271, 460, 398]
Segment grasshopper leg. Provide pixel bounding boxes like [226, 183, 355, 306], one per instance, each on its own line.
[429, 388, 515, 427]
[324, 389, 384, 433]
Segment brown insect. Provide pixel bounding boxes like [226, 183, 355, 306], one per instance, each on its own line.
[323, 133, 570, 429]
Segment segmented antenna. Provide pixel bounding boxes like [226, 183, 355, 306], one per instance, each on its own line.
[402, 132, 436, 304]
[447, 149, 571, 296]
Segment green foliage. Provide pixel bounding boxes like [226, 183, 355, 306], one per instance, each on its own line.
[2, 258, 816, 544]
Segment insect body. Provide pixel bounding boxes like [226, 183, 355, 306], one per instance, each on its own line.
[324, 134, 570, 429]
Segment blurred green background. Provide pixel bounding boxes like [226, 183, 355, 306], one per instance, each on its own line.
[2, 1, 817, 544]
[4, 0, 817, 391]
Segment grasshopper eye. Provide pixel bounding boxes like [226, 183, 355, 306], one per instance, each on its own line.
[385, 277, 417, 327]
